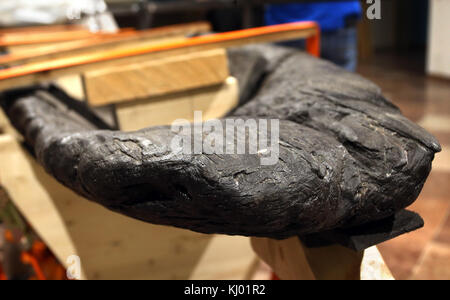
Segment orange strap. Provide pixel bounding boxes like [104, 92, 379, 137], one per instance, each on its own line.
[0, 21, 320, 81]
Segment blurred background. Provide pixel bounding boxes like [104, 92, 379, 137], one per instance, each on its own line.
[0, 0, 449, 280]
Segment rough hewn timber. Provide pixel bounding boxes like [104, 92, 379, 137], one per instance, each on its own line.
[0, 45, 440, 240]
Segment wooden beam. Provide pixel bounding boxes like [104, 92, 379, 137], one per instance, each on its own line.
[0, 22, 319, 92]
[84, 49, 229, 106]
[189, 235, 257, 280]
[0, 22, 212, 66]
[3, 29, 135, 55]
[251, 237, 395, 280]
[5, 35, 185, 62]
[0, 29, 99, 47]
[251, 237, 315, 280]
[3, 29, 137, 56]
[0, 24, 85, 35]
[116, 76, 239, 131]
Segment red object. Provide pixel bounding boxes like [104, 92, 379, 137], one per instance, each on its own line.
[20, 241, 67, 280]
[306, 26, 321, 57]
[0, 263, 6, 280]
[2, 230, 67, 280]
[21, 242, 47, 280]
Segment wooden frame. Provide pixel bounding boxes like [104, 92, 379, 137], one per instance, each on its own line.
[0, 22, 320, 92]
[0, 22, 212, 66]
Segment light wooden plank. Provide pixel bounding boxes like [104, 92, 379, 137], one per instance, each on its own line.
[116, 76, 238, 131]
[251, 237, 394, 280]
[189, 236, 257, 280]
[251, 237, 317, 280]
[84, 49, 229, 106]
[0, 24, 85, 35]
[0, 29, 97, 47]
[4, 29, 137, 56]
[192, 77, 239, 120]
[361, 246, 395, 280]
[54, 75, 86, 101]
[0, 22, 211, 66]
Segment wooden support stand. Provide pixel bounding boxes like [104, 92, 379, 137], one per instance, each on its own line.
[251, 237, 394, 280]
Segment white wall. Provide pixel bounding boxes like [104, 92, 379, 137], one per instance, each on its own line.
[427, 0, 450, 78]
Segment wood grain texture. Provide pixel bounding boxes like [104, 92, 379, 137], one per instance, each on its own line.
[0, 29, 98, 47]
[0, 22, 211, 66]
[85, 49, 229, 106]
[3, 30, 137, 57]
[251, 237, 393, 280]
[116, 76, 238, 131]
[251, 237, 316, 280]
[189, 235, 257, 280]
[0, 24, 85, 35]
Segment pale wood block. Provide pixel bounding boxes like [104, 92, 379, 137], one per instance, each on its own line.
[54, 75, 86, 101]
[0, 134, 255, 280]
[192, 76, 239, 120]
[116, 93, 194, 132]
[84, 49, 229, 106]
[361, 246, 395, 280]
[116, 76, 238, 131]
[251, 237, 394, 280]
[3, 35, 187, 67]
[251, 237, 317, 280]
[6, 41, 80, 56]
[189, 235, 257, 280]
